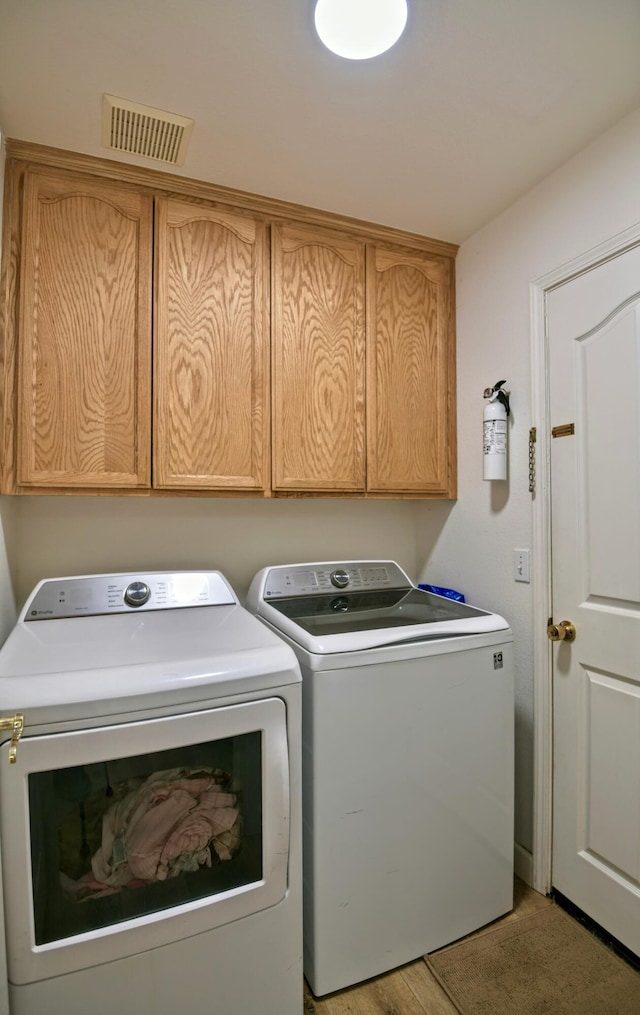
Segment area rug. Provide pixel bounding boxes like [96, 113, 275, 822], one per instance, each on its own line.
[425, 904, 640, 1015]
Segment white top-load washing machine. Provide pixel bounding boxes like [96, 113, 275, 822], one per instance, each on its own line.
[247, 560, 514, 997]
[0, 571, 302, 1015]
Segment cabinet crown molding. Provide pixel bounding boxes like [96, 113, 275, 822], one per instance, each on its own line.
[4, 139, 459, 260]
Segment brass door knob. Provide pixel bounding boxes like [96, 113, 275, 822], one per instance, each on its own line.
[547, 620, 576, 642]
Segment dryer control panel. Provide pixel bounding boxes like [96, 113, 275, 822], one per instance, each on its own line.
[22, 571, 237, 620]
[260, 561, 411, 598]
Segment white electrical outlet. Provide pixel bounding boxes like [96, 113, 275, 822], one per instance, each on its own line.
[514, 549, 530, 583]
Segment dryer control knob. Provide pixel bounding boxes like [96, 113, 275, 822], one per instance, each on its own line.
[124, 581, 151, 608]
[330, 569, 350, 589]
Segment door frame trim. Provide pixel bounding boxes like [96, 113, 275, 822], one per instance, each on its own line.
[530, 219, 640, 895]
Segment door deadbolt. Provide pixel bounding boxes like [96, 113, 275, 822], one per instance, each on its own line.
[547, 620, 576, 642]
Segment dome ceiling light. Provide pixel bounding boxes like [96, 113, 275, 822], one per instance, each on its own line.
[314, 0, 408, 60]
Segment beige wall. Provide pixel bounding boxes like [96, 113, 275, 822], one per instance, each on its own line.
[8, 496, 424, 609]
[417, 105, 640, 857]
[0, 499, 16, 642]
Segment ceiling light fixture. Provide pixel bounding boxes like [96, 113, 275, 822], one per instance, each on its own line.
[314, 0, 408, 60]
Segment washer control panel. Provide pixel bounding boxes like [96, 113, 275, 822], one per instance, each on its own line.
[123, 581, 151, 608]
[23, 572, 236, 620]
[330, 568, 350, 588]
[262, 561, 410, 598]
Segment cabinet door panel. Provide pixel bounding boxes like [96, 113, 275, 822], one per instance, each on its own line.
[272, 224, 365, 491]
[17, 170, 152, 487]
[367, 246, 456, 495]
[154, 200, 269, 490]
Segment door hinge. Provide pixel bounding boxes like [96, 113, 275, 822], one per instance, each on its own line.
[0, 713, 24, 764]
[552, 423, 575, 438]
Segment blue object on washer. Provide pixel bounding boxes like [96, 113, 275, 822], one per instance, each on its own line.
[418, 583, 465, 603]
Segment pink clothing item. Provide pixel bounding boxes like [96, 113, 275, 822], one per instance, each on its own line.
[156, 792, 239, 881]
[126, 788, 198, 880]
[89, 767, 240, 889]
[211, 819, 242, 862]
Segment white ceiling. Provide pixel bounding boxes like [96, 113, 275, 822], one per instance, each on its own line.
[1, 0, 639, 244]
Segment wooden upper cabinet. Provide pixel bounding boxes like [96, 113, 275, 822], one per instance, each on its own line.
[16, 169, 152, 488]
[2, 144, 457, 498]
[154, 199, 269, 490]
[272, 223, 366, 491]
[366, 245, 456, 496]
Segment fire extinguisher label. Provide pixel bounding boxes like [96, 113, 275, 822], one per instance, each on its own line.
[483, 419, 507, 454]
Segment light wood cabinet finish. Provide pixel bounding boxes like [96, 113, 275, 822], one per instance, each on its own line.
[1, 143, 457, 499]
[17, 169, 152, 488]
[272, 223, 366, 491]
[367, 245, 456, 496]
[154, 199, 269, 490]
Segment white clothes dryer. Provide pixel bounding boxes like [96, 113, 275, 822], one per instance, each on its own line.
[0, 571, 302, 1015]
[247, 560, 514, 997]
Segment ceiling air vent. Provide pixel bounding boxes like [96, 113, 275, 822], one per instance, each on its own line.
[102, 94, 194, 166]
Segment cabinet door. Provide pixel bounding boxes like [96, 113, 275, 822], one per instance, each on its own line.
[17, 170, 152, 488]
[272, 223, 365, 491]
[154, 199, 269, 490]
[366, 246, 456, 496]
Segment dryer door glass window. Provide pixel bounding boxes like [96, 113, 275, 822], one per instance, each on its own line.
[29, 730, 262, 946]
[0, 700, 291, 985]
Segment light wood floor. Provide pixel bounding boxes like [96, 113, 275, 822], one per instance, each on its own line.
[303, 877, 552, 1015]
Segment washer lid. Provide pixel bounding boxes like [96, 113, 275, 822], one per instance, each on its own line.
[0, 573, 301, 724]
[247, 561, 510, 654]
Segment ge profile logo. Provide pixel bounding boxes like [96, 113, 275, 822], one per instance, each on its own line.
[31, 611, 37, 616]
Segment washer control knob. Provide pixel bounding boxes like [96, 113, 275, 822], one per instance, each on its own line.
[330, 568, 350, 589]
[124, 581, 151, 608]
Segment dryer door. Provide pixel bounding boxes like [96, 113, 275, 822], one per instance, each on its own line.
[0, 699, 290, 984]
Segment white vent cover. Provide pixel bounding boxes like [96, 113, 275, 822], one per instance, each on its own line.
[102, 94, 194, 166]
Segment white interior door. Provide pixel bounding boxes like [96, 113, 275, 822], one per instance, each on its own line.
[547, 242, 640, 956]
